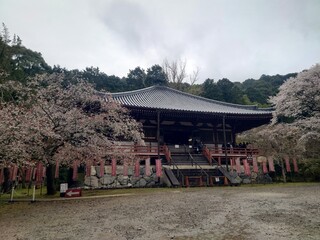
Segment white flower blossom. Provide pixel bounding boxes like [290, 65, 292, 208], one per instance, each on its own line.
[0, 73, 143, 168]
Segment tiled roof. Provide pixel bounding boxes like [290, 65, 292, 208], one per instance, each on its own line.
[110, 86, 272, 115]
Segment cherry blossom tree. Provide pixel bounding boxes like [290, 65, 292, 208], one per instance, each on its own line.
[238, 123, 301, 182]
[270, 64, 320, 149]
[239, 64, 320, 181]
[1, 73, 143, 194]
[271, 64, 320, 120]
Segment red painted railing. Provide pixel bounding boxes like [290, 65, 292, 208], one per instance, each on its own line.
[206, 146, 259, 157]
[202, 146, 212, 165]
[106, 144, 165, 156]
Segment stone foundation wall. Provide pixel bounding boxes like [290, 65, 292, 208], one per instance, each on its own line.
[84, 165, 160, 188]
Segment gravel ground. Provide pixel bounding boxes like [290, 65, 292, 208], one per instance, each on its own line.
[0, 184, 319, 240]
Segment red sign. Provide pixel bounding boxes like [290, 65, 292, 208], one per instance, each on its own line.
[65, 188, 82, 198]
[155, 159, 162, 177]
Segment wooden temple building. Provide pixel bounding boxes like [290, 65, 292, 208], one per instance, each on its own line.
[0, 86, 297, 192]
[106, 86, 274, 187]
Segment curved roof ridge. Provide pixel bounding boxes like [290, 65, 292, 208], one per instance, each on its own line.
[111, 85, 270, 111]
[106, 85, 272, 115]
[110, 85, 157, 97]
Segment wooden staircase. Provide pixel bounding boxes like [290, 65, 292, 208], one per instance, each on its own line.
[163, 145, 243, 187]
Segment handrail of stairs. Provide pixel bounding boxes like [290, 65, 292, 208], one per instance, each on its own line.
[211, 157, 219, 165]
[170, 157, 185, 186]
[187, 150, 209, 186]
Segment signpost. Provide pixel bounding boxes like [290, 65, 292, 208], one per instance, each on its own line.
[65, 188, 82, 198]
[60, 183, 82, 198]
[60, 183, 68, 197]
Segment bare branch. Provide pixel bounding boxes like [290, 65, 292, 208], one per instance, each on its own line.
[189, 67, 200, 85]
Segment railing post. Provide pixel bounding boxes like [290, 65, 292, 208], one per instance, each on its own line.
[185, 176, 189, 187]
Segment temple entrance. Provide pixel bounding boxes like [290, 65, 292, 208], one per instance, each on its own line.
[163, 129, 191, 145]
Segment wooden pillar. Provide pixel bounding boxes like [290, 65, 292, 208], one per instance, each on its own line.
[223, 115, 229, 171]
[157, 110, 161, 159]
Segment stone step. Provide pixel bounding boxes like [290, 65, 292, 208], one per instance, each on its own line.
[164, 168, 180, 186]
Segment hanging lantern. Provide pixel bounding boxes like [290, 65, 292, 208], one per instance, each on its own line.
[145, 158, 151, 176]
[155, 159, 162, 177]
[252, 156, 259, 173]
[262, 161, 268, 174]
[134, 160, 140, 177]
[284, 156, 291, 172]
[235, 157, 241, 174]
[267, 156, 275, 172]
[243, 159, 251, 176]
[111, 159, 117, 176]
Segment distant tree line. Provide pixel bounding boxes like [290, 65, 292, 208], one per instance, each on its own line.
[0, 24, 297, 107]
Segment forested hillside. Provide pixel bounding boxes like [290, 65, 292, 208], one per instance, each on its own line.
[0, 24, 297, 107]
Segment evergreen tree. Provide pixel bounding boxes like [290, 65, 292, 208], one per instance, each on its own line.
[126, 67, 146, 90]
[145, 65, 167, 87]
[201, 78, 223, 101]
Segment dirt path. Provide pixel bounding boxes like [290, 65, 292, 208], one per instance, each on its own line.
[0, 184, 319, 240]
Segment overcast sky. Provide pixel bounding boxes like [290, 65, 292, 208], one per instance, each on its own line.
[1, 0, 319, 82]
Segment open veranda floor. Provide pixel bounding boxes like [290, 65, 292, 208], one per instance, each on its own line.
[0, 183, 319, 240]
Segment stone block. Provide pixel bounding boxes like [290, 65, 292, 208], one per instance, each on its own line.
[134, 178, 147, 187]
[131, 176, 140, 185]
[105, 166, 112, 174]
[84, 176, 99, 188]
[95, 166, 99, 175]
[117, 175, 129, 185]
[242, 178, 251, 184]
[127, 167, 133, 176]
[90, 166, 96, 176]
[100, 175, 116, 185]
[95, 166, 104, 178]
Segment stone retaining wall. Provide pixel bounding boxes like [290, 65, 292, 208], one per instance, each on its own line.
[84, 165, 160, 188]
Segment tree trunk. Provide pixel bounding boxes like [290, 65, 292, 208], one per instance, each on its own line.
[46, 164, 56, 195]
[3, 168, 12, 193]
[280, 159, 287, 183]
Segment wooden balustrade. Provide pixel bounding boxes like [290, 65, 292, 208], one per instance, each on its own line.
[103, 144, 259, 161]
[205, 146, 259, 157]
[106, 144, 165, 156]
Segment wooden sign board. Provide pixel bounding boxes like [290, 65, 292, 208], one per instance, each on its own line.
[65, 188, 82, 198]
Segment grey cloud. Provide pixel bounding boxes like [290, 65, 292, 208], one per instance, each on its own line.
[1, 0, 319, 82]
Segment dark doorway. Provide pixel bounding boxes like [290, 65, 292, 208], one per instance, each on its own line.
[163, 130, 191, 145]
